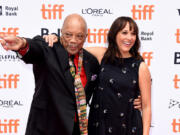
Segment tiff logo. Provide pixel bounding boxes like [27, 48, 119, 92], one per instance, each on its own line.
[172, 119, 180, 133]
[0, 6, 2, 16]
[131, 5, 154, 20]
[142, 52, 153, 66]
[0, 119, 20, 133]
[174, 52, 180, 64]
[0, 74, 19, 89]
[87, 28, 109, 44]
[0, 28, 19, 36]
[175, 29, 180, 43]
[41, 4, 64, 20]
[173, 74, 180, 89]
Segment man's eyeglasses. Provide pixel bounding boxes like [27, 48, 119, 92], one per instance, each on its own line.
[62, 32, 86, 41]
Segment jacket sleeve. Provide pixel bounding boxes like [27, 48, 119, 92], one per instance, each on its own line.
[21, 35, 49, 64]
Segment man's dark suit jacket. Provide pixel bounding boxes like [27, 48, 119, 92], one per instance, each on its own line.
[22, 36, 99, 135]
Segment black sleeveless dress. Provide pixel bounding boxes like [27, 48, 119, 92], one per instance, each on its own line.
[88, 57, 143, 135]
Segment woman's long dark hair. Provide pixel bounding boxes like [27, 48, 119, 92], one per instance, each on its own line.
[103, 16, 143, 64]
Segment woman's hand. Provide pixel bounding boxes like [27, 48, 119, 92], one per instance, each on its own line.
[43, 34, 58, 47]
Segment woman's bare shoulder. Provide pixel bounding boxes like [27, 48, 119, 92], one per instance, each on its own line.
[84, 47, 107, 64]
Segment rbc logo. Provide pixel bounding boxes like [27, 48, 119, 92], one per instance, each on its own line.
[178, 9, 180, 16]
[0, 6, 2, 16]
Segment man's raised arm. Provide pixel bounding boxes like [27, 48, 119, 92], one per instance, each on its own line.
[0, 35, 47, 64]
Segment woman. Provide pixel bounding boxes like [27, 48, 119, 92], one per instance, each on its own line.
[44, 16, 151, 135]
[87, 17, 151, 135]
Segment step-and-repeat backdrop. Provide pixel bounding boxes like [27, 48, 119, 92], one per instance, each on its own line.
[0, 0, 179, 134]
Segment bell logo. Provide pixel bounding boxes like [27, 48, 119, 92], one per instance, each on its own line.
[41, 4, 64, 20]
[174, 52, 180, 64]
[142, 52, 153, 66]
[0, 28, 19, 36]
[173, 74, 180, 89]
[175, 29, 180, 43]
[131, 5, 154, 20]
[172, 119, 180, 133]
[41, 28, 61, 37]
[0, 74, 20, 89]
[87, 28, 109, 44]
[0, 119, 20, 133]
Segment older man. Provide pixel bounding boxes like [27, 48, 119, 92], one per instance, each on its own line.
[0, 14, 99, 135]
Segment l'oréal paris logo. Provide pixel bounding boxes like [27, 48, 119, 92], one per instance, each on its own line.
[0, 100, 23, 108]
[82, 8, 113, 16]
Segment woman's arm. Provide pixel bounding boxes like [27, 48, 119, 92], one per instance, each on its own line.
[84, 47, 107, 64]
[139, 62, 151, 135]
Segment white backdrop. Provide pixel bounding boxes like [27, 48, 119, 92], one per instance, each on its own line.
[0, 0, 180, 134]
